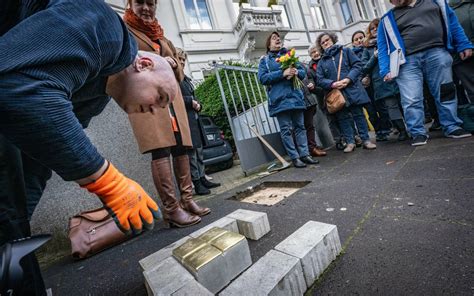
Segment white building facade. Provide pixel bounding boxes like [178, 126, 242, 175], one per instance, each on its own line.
[107, 0, 393, 80]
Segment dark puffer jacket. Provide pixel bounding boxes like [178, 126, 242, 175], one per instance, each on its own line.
[307, 59, 325, 106]
[258, 48, 306, 117]
[316, 45, 370, 106]
[361, 44, 399, 101]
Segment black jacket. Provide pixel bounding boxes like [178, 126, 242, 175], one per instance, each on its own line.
[180, 75, 206, 148]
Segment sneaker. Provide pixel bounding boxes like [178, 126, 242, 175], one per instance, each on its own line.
[343, 143, 356, 153]
[411, 135, 429, 146]
[446, 128, 472, 139]
[363, 141, 376, 150]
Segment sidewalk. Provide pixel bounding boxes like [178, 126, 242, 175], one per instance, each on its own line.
[43, 133, 474, 295]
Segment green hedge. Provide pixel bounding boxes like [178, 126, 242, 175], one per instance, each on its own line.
[194, 62, 267, 150]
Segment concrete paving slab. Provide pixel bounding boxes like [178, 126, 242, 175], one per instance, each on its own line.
[220, 250, 306, 296]
[171, 280, 213, 296]
[227, 209, 271, 240]
[188, 217, 238, 238]
[274, 221, 341, 287]
[139, 236, 191, 272]
[143, 257, 194, 296]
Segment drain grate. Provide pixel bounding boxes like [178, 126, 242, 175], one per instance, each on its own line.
[230, 181, 310, 206]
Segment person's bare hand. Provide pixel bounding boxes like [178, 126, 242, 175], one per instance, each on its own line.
[307, 82, 315, 90]
[383, 73, 393, 82]
[340, 78, 351, 88]
[192, 100, 201, 111]
[283, 68, 293, 77]
[165, 56, 177, 68]
[362, 76, 371, 87]
[459, 48, 473, 60]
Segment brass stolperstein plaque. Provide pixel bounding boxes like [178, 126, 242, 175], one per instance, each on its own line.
[182, 244, 222, 273]
[172, 237, 207, 263]
[209, 231, 245, 252]
[197, 227, 228, 243]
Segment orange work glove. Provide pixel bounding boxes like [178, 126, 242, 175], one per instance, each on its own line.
[81, 163, 162, 235]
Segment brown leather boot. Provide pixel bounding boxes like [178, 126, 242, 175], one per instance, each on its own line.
[151, 158, 201, 227]
[173, 155, 211, 216]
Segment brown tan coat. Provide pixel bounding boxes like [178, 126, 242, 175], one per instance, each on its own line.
[126, 26, 192, 154]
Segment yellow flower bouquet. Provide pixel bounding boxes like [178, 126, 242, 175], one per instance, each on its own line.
[275, 48, 304, 89]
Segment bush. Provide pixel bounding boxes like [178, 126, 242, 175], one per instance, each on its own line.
[195, 61, 266, 151]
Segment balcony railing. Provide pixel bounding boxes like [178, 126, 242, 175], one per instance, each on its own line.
[235, 5, 285, 35]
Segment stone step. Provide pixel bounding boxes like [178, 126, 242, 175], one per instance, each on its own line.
[220, 250, 306, 296]
[274, 221, 342, 288]
[226, 209, 270, 240]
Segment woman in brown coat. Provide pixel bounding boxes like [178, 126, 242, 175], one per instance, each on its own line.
[123, 0, 209, 227]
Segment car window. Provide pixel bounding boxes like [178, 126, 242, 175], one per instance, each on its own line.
[201, 118, 212, 126]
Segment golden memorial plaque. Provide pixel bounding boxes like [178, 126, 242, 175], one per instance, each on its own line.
[210, 231, 245, 252]
[172, 237, 206, 262]
[197, 227, 228, 243]
[182, 244, 222, 272]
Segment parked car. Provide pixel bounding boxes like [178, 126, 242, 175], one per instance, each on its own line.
[200, 116, 234, 170]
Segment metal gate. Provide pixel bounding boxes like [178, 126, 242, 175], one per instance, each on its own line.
[213, 64, 287, 175]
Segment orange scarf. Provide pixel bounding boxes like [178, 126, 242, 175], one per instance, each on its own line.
[123, 9, 164, 42]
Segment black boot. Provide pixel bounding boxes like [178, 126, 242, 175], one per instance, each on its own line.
[193, 180, 211, 195]
[200, 176, 220, 188]
[393, 119, 408, 141]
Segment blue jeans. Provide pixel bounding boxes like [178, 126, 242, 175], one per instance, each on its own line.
[396, 47, 463, 137]
[276, 110, 309, 160]
[335, 105, 370, 144]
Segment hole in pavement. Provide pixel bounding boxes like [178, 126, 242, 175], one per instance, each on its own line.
[229, 181, 311, 206]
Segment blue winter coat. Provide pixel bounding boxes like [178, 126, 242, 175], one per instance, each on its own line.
[316, 45, 370, 106]
[377, 0, 473, 78]
[361, 45, 399, 101]
[258, 48, 306, 117]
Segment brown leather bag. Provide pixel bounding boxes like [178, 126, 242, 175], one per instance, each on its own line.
[325, 48, 346, 114]
[68, 207, 128, 259]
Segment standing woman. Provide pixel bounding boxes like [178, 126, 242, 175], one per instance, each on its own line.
[124, 0, 208, 227]
[258, 32, 318, 168]
[362, 18, 408, 141]
[316, 32, 376, 152]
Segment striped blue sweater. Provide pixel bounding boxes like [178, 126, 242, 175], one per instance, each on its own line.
[0, 0, 137, 181]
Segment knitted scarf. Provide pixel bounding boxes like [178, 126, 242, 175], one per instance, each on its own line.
[123, 9, 164, 41]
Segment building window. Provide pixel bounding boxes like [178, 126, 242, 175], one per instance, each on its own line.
[184, 0, 212, 29]
[309, 0, 327, 29]
[340, 0, 353, 25]
[356, 0, 368, 19]
[371, 0, 380, 17]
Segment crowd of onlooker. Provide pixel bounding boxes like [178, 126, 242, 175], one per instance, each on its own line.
[259, 0, 473, 167]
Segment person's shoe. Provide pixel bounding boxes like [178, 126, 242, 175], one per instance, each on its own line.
[200, 176, 220, 188]
[354, 136, 363, 147]
[292, 158, 307, 168]
[300, 155, 319, 165]
[343, 143, 356, 153]
[429, 120, 442, 131]
[376, 134, 388, 142]
[446, 128, 472, 139]
[411, 135, 429, 146]
[363, 141, 377, 150]
[398, 131, 409, 141]
[193, 180, 211, 195]
[310, 147, 327, 157]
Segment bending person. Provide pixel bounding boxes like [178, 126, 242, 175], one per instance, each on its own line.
[123, 0, 209, 228]
[0, 0, 177, 294]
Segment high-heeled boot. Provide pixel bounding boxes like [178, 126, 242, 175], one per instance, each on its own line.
[151, 158, 201, 227]
[173, 155, 211, 216]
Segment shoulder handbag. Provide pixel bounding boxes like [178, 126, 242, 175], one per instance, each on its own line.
[324, 48, 347, 114]
[68, 207, 128, 259]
